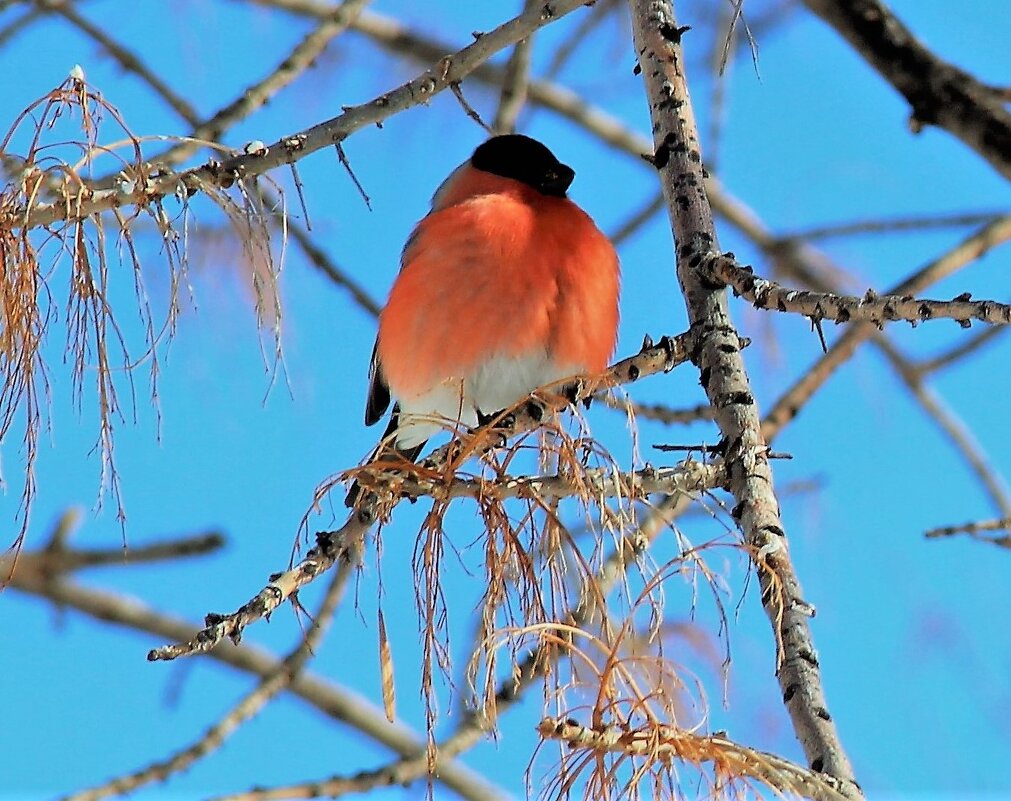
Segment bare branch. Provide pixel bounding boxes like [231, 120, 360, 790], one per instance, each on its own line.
[62, 566, 351, 801]
[2, 531, 224, 577]
[801, 0, 1011, 180]
[8, 559, 506, 801]
[707, 249, 1011, 328]
[918, 325, 1006, 375]
[361, 457, 725, 505]
[762, 216, 1011, 441]
[597, 393, 715, 425]
[493, 0, 538, 134]
[780, 211, 1007, 242]
[925, 517, 1011, 548]
[875, 337, 1011, 518]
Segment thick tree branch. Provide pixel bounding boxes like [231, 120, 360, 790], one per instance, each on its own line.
[629, 0, 860, 791]
[801, 0, 1011, 181]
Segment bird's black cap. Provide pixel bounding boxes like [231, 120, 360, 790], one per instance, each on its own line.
[471, 134, 575, 198]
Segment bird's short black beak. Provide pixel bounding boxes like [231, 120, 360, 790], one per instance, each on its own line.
[540, 163, 575, 197]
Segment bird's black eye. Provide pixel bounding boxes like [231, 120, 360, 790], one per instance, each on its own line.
[471, 134, 575, 197]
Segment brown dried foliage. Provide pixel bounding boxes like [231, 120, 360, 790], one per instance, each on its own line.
[0, 75, 284, 551]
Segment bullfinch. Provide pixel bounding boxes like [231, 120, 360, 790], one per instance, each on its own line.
[352, 134, 620, 501]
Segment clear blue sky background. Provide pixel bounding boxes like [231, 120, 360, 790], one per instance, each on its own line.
[2, 1, 1010, 799]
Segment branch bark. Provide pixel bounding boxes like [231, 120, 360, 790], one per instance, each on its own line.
[708, 249, 1011, 328]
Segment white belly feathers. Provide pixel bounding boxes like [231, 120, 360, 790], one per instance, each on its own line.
[392, 351, 582, 448]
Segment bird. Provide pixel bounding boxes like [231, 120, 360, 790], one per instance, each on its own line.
[349, 133, 620, 505]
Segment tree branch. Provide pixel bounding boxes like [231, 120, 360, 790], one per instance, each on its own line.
[707, 249, 1011, 328]
[761, 216, 1011, 441]
[8, 561, 507, 801]
[925, 516, 1011, 548]
[12, 0, 594, 230]
[801, 0, 1011, 180]
[61, 565, 352, 801]
[629, 0, 860, 791]
[538, 717, 850, 801]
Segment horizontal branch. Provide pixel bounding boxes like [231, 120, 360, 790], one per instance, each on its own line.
[924, 516, 1011, 548]
[1, 531, 224, 577]
[12, 0, 592, 230]
[359, 456, 725, 505]
[706, 252, 1011, 328]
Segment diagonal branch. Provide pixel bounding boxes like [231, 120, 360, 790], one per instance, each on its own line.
[8, 562, 507, 801]
[61, 565, 352, 801]
[12, 0, 594, 230]
[146, 333, 697, 661]
[629, 0, 860, 792]
[41, 6, 383, 319]
[801, 0, 1011, 181]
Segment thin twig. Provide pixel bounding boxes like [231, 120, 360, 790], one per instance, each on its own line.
[925, 517, 1011, 547]
[780, 211, 1006, 242]
[875, 336, 1011, 518]
[61, 565, 352, 801]
[918, 325, 1006, 375]
[492, 0, 538, 134]
[596, 392, 715, 425]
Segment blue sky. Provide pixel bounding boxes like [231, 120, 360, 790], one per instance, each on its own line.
[2, 1, 1010, 799]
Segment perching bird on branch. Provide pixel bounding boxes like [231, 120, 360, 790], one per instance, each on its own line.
[348, 134, 620, 505]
